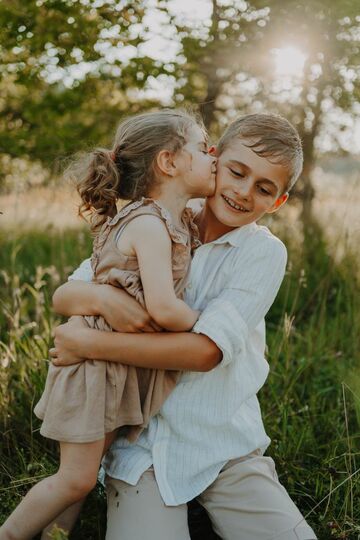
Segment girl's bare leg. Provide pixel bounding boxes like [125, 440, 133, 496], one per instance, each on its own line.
[0, 439, 105, 540]
[40, 432, 116, 540]
[40, 499, 85, 540]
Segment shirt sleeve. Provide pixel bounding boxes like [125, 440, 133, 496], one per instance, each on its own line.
[192, 236, 287, 367]
[68, 258, 94, 282]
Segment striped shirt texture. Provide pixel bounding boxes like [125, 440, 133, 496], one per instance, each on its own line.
[69, 221, 287, 505]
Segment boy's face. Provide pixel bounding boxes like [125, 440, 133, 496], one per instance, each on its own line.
[205, 138, 289, 237]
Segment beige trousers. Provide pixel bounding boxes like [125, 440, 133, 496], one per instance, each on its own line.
[105, 453, 317, 540]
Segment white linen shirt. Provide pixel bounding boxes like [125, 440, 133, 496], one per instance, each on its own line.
[69, 221, 287, 505]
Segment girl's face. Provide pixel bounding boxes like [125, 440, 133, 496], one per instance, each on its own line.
[178, 125, 217, 198]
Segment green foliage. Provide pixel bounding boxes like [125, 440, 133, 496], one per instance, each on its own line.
[1, 0, 359, 199]
[0, 227, 106, 538]
[0, 0, 166, 187]
[168, 0, 271, 128]
[47, 526, 69, 540]
[166, 0, 360, 186]
[0, 224, 359, 539]
[262, 223, 360, 539]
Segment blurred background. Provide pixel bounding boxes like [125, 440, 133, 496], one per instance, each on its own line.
[1, 0, 360, 238]
[1, 1, 360, 539]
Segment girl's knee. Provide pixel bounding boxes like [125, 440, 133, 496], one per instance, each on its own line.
[0, 527, 19, 540]
[56, 469, 98, 500]
[69, 473, 97, 499]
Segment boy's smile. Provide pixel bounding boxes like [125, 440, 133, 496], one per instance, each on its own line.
[201, 139, 289, 241]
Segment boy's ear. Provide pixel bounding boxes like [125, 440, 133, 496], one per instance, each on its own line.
[208, 145, 218, 156]
[267, 192, 289, 214]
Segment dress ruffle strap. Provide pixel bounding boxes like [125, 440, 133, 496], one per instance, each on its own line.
[182, 207, 202, 252]
[91, 198, 201, 272]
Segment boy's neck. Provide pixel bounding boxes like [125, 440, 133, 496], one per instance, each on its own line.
[198, 200, 242, 243]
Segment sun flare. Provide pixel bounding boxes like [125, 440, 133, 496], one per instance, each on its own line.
[272, 46, 306, 78]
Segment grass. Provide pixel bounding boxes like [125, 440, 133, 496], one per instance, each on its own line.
[0, 221, 360, 539]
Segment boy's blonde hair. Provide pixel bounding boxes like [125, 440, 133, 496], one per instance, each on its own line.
[217, 113, 303, 192]
[69, 109, 205, 231]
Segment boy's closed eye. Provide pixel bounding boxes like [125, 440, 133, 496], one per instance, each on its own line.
[257, 185, 272, 196]
[229, 168, 245, 178]
[258, 181, 278, 197]
[229, 169, 275, 197]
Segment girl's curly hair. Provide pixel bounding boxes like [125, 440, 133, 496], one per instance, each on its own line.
[67, 109, 205, 232]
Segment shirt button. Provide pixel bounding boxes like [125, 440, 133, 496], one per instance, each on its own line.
[187, 282, 192, 289]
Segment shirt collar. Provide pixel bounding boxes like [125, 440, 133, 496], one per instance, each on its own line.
[209, 222, 258, 247]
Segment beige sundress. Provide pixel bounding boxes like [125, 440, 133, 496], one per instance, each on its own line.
[34, 198, 200, 443]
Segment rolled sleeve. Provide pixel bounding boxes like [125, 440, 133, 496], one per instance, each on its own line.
[68, 258, 93, 282]
[193, 235, 287, 369]
[192, 299, 248, 367]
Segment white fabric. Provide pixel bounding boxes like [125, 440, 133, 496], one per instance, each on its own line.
[69, 221, 287, 506]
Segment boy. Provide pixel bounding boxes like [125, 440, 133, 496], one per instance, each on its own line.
[48, 113, 317, 540]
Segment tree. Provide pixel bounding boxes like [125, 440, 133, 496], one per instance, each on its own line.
[163, 0, 270, 131]
[258, 0, 360, 219]
[0, 0, 167, 184]
[165, 0, 360, 218]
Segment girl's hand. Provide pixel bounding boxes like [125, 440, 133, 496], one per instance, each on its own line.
[98, 284, 162, 333]
[53, 281, 161, 333]
[50, 316, 89, 366]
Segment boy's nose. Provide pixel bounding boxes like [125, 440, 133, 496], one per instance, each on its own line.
[234, 182, 251, 200]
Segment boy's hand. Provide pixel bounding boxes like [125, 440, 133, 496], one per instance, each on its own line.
[50, 316, 89, 366]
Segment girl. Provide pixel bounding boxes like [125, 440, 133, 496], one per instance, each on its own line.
[0, 109, 216, 540]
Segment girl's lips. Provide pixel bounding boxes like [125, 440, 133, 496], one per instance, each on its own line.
[221, 194, 250, 213]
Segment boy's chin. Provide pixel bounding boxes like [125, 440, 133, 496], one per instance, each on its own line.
[216, 211, 257, 229]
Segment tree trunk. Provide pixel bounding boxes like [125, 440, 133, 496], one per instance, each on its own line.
[296, 56, 327, 228]
[199, 0, 221, 130]
[299, 132, 316, 226]
[200, 78, 223, 130]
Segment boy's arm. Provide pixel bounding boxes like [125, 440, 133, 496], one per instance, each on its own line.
[51, 255, 218, 371]
[192, 235, 287, 368]
[53, 256, 160, 333]
[51, 316, 221, 372]
[51, 234, 285, 375]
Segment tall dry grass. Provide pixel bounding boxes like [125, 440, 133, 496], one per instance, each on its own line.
[0, 169, 359, 539]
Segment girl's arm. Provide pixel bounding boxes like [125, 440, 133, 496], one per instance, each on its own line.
[51, 317, 221, 372]
[52, 281, 160, 333]
[128, 215, 200, 331]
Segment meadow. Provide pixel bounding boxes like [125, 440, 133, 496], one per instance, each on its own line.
[0, 176, 360, 539]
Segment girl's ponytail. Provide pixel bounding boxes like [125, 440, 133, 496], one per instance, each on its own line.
[71, 148, 121, 232]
